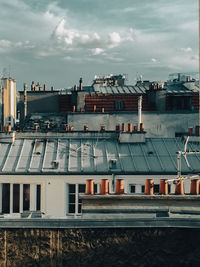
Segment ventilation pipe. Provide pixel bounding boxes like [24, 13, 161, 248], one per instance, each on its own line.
[79, 77, 83, 91]
[138, 96, 142, 130]
[24, 83, 27, 118]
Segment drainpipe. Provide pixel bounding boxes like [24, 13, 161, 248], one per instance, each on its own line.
[138, 95, 142, 130]
[24, 83, 27, 118]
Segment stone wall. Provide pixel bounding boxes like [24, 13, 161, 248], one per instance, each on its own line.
[0, 228, 199, 266]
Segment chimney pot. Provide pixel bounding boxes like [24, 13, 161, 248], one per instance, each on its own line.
[51, 86, 54, 91]
[85, 179, 94, 195]
[116, 125, 120, 132]
[190, 179, 200, 195]
[145, 179, 154, 195]
[128, 123, 133, 133]
[73, 105, 76, 112]
[93, 105, 96, 112]
[101, 107, 105, 113]
[100, 179, 109, 195]
[100, 125, 105, 131]
[84, 125, 88, 131]
[122, 123, 126, 132]
[140, 123, 144, 132]
[188, 127, 193, 136]
[133, 125, 138, 132]
[175, 179, 184, 195]
[195, 125, 200, 136]
[115, 179, 124, 194]
[159, 179, 168, 195]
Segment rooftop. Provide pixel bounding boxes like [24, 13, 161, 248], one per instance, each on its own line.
[0, 132, 200, 175]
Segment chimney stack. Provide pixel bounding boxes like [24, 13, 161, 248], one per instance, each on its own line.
[51, 86, 54, 91]
[31, 81, 35, 91]
[138, 96, 142, 130]
[24, 83, 27, 118]
[79, 77, 83, 91]
[43, 84, 47, 91]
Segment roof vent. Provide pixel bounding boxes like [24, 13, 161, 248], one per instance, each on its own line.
[51, 160, 59, 169]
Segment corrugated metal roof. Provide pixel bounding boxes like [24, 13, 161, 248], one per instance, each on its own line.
[0, 136, 200, 174]
[82, 82, 199, 95]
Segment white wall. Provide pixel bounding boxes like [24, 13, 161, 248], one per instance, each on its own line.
[68, 112, 199, 137]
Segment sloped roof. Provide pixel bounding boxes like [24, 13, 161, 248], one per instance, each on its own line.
[0, 133, 200, 175]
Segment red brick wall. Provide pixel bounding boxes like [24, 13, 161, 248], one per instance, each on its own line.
[59, 95, 72, 112]
[85, 94, 156, 112]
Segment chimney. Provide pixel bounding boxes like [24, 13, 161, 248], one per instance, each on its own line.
[128, 123, 133, 133]
[31, 81, 35, 91]
[145, 179, 154, 195]
[138, 96, 142, 130]
[51, 86, 54, 91]
[188, 127, 193, 136]
[175, 179, 184, 195]
[79, 77, 83, 91]
[100, 125, 105, 131]
[93, 105, 96, 112]
[101, 107, 105, 113]
[85, 179, 94, 195]
[159, 179, 168, 195]
[195, 125, 200, 136]
[74, 85, 78, 91]
[190, 179, 200, 195]
[100, 179, 109, 195]
[122, 123, 126, 132]
[133, 125, 138, 132]
[43, 84, 47, 91]
[115, 179, 124, 194]
[140, 123, 144, 132]
[34, 124, 38, 132]
[24, 83, 27, 118]
[7, 124, 12, 132]
[116, 125, 120, 132]
[84, 125, 88, 131]
[73, 105, 76, 112]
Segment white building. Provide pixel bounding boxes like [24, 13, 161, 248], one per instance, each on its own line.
[0, 130, 199, 218]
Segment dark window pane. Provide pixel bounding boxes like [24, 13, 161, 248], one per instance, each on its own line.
[154, 184, 159, 194]
[69, 194, 75, 203]
[69, 204, 75, 213]
[130, 185, 135, 193]
[168, 184, 171, 193]
[2, 184, 10, 213]
[78, 204, 82, 214]
[94, 184, 97, 193]
[13, 184, 20, 213]
[36, 185, 41, 211]
[78, 184, 85, 193]
[23, 184, 30, 211]
[69, 184, 75, 193]
[141, 185, 145, 193]
[78, 198, 82, 204]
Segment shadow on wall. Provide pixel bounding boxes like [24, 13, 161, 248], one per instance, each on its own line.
[1, 228, 200, 266]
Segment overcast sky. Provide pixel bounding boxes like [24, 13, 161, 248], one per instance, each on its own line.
[0, 0, 198, 89]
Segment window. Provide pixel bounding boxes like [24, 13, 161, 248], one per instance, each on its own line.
[141, 185, 145, 193]
[129, 185, 136, 193]
[1, 183, 41, 214]
[68, 183, 98, 215]
[154, 184, 159, 194]
[115, 101, 124, 111]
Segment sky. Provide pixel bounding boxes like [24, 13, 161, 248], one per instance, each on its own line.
[0, 0, 198, 90]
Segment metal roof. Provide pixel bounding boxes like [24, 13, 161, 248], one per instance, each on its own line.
[0, 134, 200, 175]
[80, 82, 199, 95]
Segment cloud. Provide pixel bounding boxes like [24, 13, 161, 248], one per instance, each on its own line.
[151, 58, 158, 63]
[180, 47, 192, 53]
[50, 19, 135, 56]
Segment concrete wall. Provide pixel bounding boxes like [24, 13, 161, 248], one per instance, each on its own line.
[67, 112, 199, 137]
